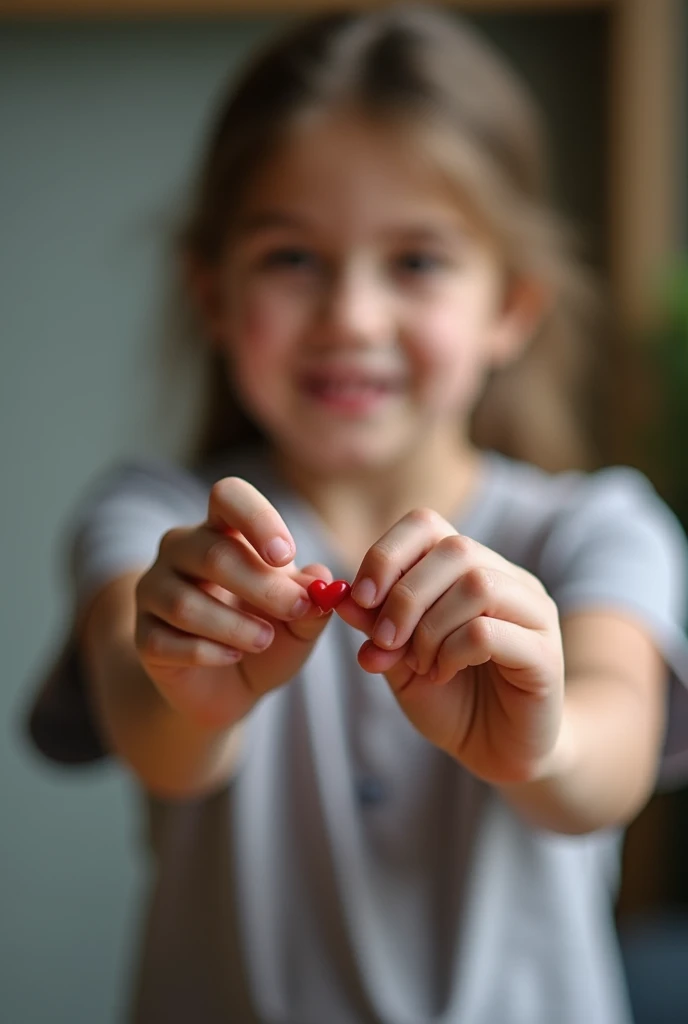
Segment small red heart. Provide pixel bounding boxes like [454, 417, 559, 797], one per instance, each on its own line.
[307, 579, 351, 612]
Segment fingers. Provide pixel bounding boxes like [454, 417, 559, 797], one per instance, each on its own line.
[358, 617, 548, 696]
[350, 508, 454, 609]
[136, 614, 246, 668]
[345, 507, 555, 686]
[207, 476, 296, 567]
[351, 517, 548, 643]
[135, 561, 333, 679]
[157, 525, 311, 622]
[357, 636, 411, 675]
[401, 567, 552, 677]
[367, 535, 488, 652]
[429, 616, 557, 690]
[137, 571, 276, 657]
[351, 508, 539, 617]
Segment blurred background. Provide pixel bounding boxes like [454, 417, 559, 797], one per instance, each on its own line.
[1, 3, 686, 1022]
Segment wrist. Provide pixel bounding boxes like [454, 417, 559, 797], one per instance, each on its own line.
[528, 703, 579, 787]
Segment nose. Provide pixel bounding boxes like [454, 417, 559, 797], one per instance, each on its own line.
[316, 262, 391, 349]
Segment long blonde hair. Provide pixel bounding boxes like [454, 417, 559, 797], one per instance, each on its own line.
[176, 4, 600, 471]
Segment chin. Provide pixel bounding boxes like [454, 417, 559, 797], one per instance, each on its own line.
[294, 434, 409, 478]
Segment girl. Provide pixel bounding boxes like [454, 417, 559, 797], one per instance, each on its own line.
[28, 6, 688, 1023]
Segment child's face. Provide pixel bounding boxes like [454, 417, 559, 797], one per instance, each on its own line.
[210, 114, 532, 475]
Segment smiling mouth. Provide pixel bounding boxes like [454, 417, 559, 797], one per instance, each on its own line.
[298, 372, 405, 415]
[300, 370, 406, 405]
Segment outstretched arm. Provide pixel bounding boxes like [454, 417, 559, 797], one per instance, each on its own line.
[499, 608, 666, 834]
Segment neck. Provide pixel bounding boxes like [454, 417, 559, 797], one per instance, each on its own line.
[273, 432, 483, 573]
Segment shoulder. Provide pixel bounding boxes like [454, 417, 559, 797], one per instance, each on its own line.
[70, 446, 271, 525]
[64, 451, 257, 609]
[492, 452, 666, 523]
[502, 456, 686, 618]
[75, 457, 208, 512]
[491, 453, 681, 548]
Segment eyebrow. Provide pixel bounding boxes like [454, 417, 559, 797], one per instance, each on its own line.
[235, 211, 311, 238]
[234, 210, 468, 244]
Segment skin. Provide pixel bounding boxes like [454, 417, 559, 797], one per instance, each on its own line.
[82, 113, 666, 829]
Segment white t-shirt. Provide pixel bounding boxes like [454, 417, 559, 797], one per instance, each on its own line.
[28, 449, 688, 1024]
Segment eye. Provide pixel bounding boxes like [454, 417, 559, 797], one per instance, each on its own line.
[259, 247, 319, 272]
[394, 251, 447, 275]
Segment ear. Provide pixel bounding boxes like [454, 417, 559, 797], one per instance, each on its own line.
[490, 275, 551, 369]
[183, 254, 227, 349]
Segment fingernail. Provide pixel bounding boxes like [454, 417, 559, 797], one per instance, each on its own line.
[352, 577, 376, 607]
[254, 626, 274, 650]
[266, 537, 293, 564]
[374, 618, 396, 647]
[290, 595, 311, 618]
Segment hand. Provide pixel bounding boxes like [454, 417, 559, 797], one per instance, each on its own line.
[336, 508, 565, 785]
[135, 477, 331, 731]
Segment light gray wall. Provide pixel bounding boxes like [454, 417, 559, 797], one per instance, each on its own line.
[0, 20, 278, 1024]
[0, 10, 678, 1023]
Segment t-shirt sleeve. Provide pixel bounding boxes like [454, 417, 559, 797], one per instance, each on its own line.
[536, 466, 688, 789]
[26, 461, 209, 766]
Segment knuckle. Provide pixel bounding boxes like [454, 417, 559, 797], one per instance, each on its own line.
[461, 566, 495, 602]
[201, 536, 232, 579]
[414, 615, 441, 650]
[388, 576, 418, 615]
[223, 610, 251, 647]
[262, 573, 290, 607]
[165, 587, 196, 627]
[187, 636, 210, 665]
[437, 533, 473, 560]
[466, 616, 493, 648]
[406, 507, 442, 530]
[366, 539, 402, 576]
[526, 567, 548, 596]
[137, 622, 168, 660]
[231, 621, 253, 649]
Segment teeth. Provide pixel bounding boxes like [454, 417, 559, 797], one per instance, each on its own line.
[311, 379, 390, 394]
[321, 382, 383, 394]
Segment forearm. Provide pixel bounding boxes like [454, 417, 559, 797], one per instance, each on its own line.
[80, 575, 244, 799]
[92, 644, 243, 799]
[500, 672, 667, 835]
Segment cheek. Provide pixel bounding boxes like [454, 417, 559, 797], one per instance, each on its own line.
[408, 295, 498, 403]
[227, 279, 306, 386]
[224, 278, 315, 431]
[234, 285, 287, 356]
[409, 308, 474, 380]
